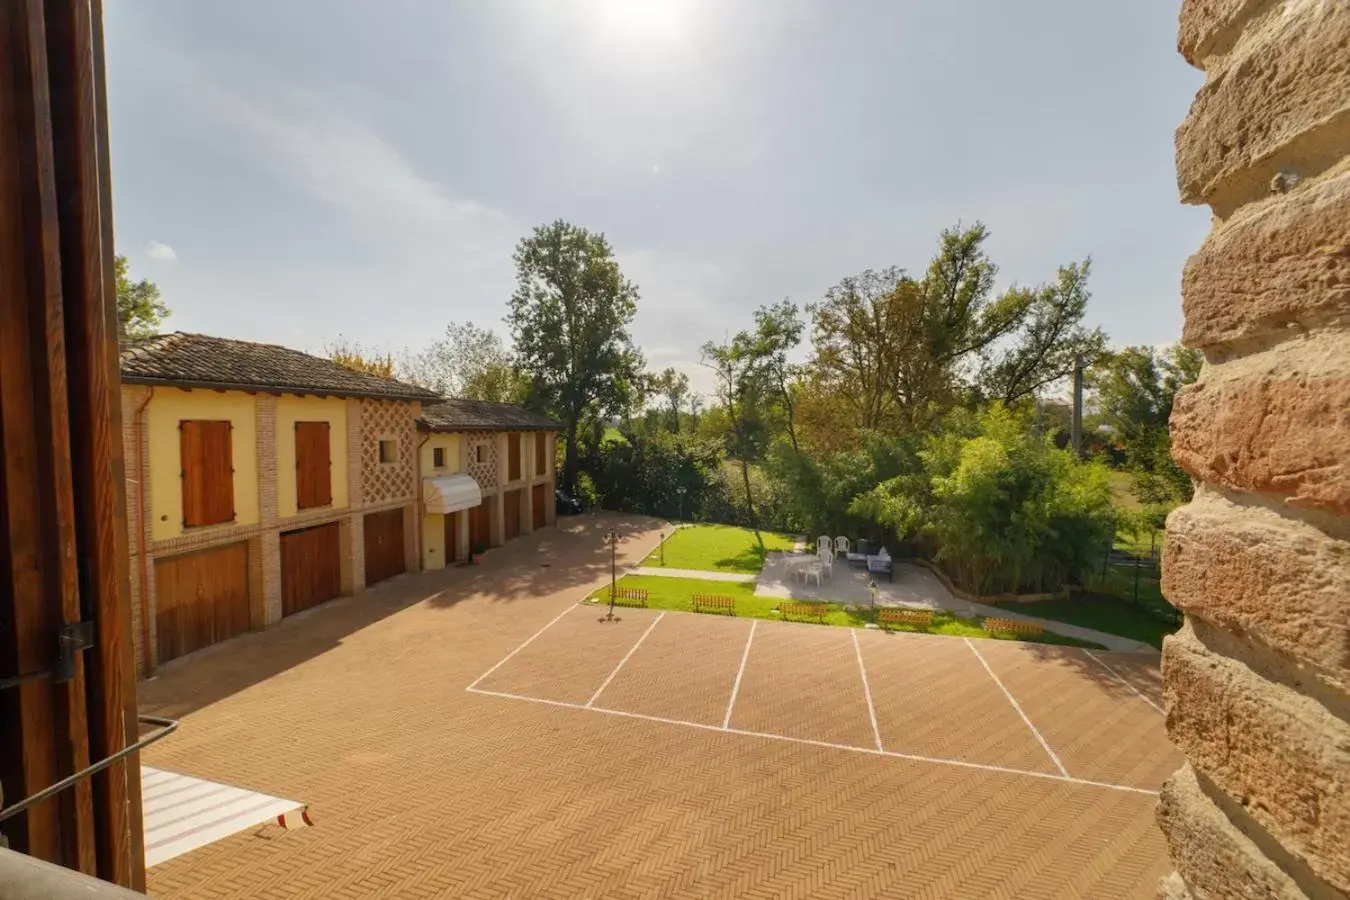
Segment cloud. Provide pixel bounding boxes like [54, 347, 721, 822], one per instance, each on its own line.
[146, 239, 177, 261]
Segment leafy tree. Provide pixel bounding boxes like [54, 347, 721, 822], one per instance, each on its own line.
[980, 260, 1108, 405]
[651, 367, 691, 432]
[324, 336, 396, 378]
[401, 322, 525, 402]
[115, 255, 170, 338]
[1089, 343, 1201, 503]
[750, 300, 805, 452]
[702, 332, 765, 525]
[854, 405, 1116, 593]
[507, 221, 642, 493]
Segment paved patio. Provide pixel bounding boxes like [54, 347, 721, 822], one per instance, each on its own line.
[138, 513, 1176, 899]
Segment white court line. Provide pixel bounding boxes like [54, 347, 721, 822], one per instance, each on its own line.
[586, 612, 666, 708]
[722, 620, 758, 729]
[465, 602, 577, 691]
[852, 630, 883, 752]
[465, 685, 1157, 797]
[1084, 650, 1164, 715]
[964, 638, 1069, 778]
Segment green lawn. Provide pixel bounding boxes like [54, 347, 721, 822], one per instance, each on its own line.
[642, 524, 797, 574]
[586, 575, 1104, 649]
[1012, 595, 1175, 649]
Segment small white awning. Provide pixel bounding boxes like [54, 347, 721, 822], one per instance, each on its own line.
[423, 474, 482, 515]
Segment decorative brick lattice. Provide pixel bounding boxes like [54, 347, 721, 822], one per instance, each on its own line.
[465, 431, 499, 490]
[361, 400, 417, 504]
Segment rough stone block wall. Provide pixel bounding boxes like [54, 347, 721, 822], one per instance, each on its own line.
[1159, 1, 1350, 897]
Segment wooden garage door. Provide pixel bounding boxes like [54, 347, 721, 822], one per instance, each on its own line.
[442, 511, 459, 565]
[468, 501, 490, 553]
[154, 542, 250, 664]
[364, 508, 406, 587]
[281, 522, 342, 616]
[532, 483, 547, 531]
[503, 489, 521, 542]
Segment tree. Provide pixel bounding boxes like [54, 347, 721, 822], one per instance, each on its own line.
[401, 322, 525, 402]
[324, 336, 395, 377]
[980, 260, 1108, 405]
[507, 220, 642, 493]
[750, 300, 804, 452]
[115, 254, 170, 338]
[1088, 343, 1202, 503]
[651, 367, 690, 432]
[701, 332, 765, 525]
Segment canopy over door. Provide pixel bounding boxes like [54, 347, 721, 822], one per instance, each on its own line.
[422, 474, 482, 515]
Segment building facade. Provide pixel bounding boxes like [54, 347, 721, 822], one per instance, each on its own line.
[120, 333, 441, 677]
[417, 399, 559, 571]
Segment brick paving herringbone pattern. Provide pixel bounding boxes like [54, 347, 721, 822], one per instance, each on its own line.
[140, 514, 1174, 899]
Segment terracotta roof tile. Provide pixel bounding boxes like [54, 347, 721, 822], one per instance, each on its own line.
[119, 332, 440, 402]
[419, 398, 558, 432]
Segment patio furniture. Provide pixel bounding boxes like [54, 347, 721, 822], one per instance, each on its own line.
[877, 608, 932, 631]
[781, 601, 829, 624]
[817, 548, 834, 577]
[817, 534, 832, 553]
[785, 555, 812, 582]
[692, 594, 736, 615]
[982, 617, 1044, 638]
[834, 536, 850, 555]
[866, 554, 893, 582]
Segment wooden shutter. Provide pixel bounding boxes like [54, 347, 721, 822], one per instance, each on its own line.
[295, 421, 332, 509]
[180, 420, 234, 527]
[508, 433, 521, 481]
[535, 433, 546, 475]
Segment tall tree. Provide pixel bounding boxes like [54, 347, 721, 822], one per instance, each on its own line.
[508, 220, 642, 493]
[115, 254, 170, 338]
[401, 321, 525, 402]
[652, 367, 690, 432]
[701, 332, 764, 525]
[981, 260, 1108, 405]
[751, 300, 804, 452]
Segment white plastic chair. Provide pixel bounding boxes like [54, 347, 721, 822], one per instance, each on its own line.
[817, 534, 832, 553]
[817, 548, 834, 578]
[834, 536, 850, 555]
[803, 563, 823, 587]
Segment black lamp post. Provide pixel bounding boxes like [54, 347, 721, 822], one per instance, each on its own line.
[601, 529, 621, 623]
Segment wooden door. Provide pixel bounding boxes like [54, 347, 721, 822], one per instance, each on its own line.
[442, 512, 459, 565]
[154, 543, 250, 664]
[364, 508, 406, 586]
[468, 501, 490, 553]
[503, 489, 522, 542]
[532, 483, 547, 530]
[281, 522, 342, 616]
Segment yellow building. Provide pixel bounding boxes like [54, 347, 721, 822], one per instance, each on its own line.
[120, 332, 441, 676]
[417, 399, 560, 572]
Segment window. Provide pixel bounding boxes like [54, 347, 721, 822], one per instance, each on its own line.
[535, 433, 547, 476]
[295, 421, 332, 509]
[180, 420, 234, 527]
[475, 445, 485, 464]
[433, 447, 446, 469]
[508, 433, 522, 481]
[379, 439, 396, 464]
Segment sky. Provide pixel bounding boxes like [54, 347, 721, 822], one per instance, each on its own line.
[105, 0, 1209, 398]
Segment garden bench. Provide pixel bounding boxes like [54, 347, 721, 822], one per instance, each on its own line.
[692, 594, 736, 615]
[877, 608, 932, 630]
[610, 587, 648, 608]
[982, 617, 1044, 638]
[781, 601, 829, 623]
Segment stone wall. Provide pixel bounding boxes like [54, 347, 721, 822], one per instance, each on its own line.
[1158, 1, 1350, 897]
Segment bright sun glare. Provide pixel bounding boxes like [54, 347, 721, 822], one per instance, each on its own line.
[592, 0, 690, 45]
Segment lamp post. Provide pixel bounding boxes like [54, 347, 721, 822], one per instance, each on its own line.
[869, 579, 877, 613]
[601, 529, 621, 623]
[659, 531, 664, 566]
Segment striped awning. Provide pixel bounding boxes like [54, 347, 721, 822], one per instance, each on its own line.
[423, 474, 482, 515]
[141, 767, 306, 867]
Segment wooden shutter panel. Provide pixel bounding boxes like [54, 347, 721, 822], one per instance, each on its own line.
[181, 420, 234, 527]
[535, 433, 546, 475]
[508, 433, 521, 481]
[295, 421, 332, 510]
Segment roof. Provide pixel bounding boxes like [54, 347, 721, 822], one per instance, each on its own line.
[418, 398, 559, 432]
[119, 332, 441, 403]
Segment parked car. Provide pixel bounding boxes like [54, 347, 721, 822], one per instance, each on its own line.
[555, 489, 584, 515]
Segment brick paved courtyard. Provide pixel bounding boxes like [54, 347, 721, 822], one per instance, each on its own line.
[140, 513, 1179, 899]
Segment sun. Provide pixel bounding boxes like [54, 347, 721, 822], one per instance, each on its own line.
[592, 0, 691, 45]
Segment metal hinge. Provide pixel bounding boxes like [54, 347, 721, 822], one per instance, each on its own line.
[0, 621, 95, 692]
